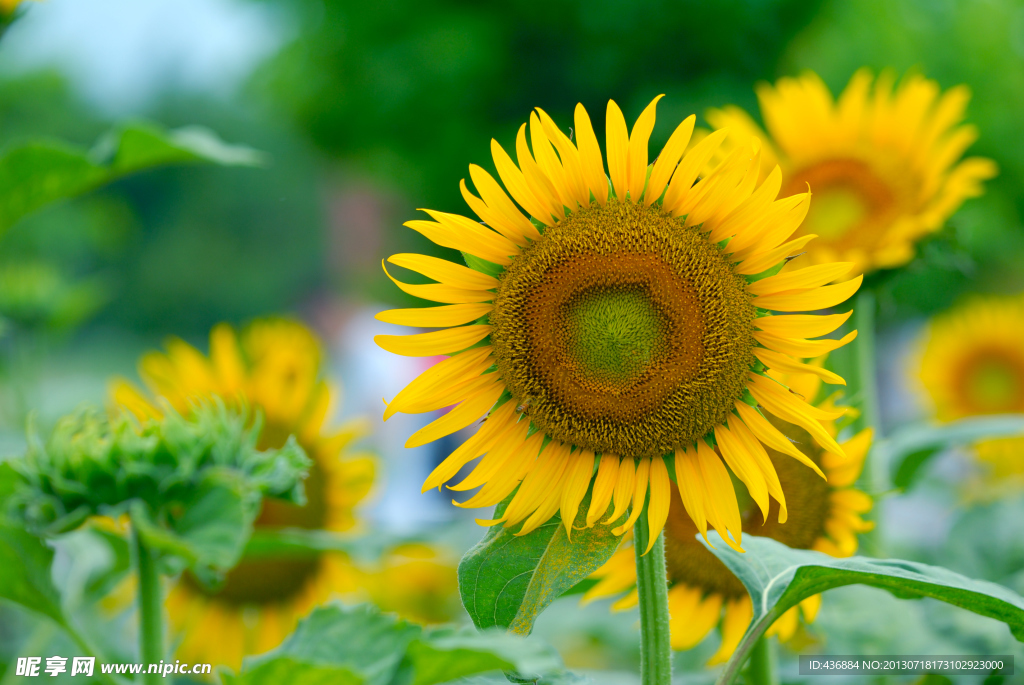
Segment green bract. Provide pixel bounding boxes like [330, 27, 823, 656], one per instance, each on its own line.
[6, 402, 311, 578]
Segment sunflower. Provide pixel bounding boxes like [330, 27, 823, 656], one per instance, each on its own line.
[111, 319, 376, 670]
[919, 295, 1024, 489]
[584, 370, 873, 663]
[704, 69, 996, 276]
[375, 96, 862, 552]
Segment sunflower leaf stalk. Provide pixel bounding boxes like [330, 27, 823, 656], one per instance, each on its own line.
[634, 497, 671, 685]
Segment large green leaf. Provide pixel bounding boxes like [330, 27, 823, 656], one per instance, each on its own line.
[0, 122, 264, 234]
[703, 533, 1024, 685]
[459, 486, 626, 636]
[880, 414, 1024, 491]
[228, 604, 563, 685]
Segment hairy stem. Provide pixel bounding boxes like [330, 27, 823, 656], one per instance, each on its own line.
[634, 499, 672, 685]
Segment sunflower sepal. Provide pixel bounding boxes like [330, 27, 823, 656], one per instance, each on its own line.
[704, 533, 1024, 684]
[461, 251, 506, 278]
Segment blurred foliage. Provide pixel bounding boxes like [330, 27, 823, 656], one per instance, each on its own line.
[253, 0, 824, 301]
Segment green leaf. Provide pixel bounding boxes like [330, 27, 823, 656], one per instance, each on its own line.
[408, 627, 562, 685]
[0, 122, 265, 235]
[133, 474, 257, 579]
[459, 485, 626, 636]
[242, 604, 421, 685]
[703, 533, 1024, 685]
[892, 446, 940, 491]
[221, 658, 363, 685]
[233, 604, 564, 685]
[0, 523, 63, 624]
[881, 415, 1024, 491]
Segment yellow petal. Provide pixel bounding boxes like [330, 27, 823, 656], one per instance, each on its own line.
[662, 128, 730, 215]
[529, 111, 575, 209]
[733, 233, 817, 276]
[754, 275, 863, 312]
[753, 329, 857, 359]
[605, 100, 630, 201]
[449, 418, 530, 490]
[387, 366, 498, 419]
[388, 253, 499, 290]
[715, 423, 770, 522]
[375, 325, 490, 357]
[645, 457, 671, 552]
[605, 457, 636, 524]
[515, 124, 563, 220]
[800, 593, 822, 623]
[627, 94, 663, 201]
[706, 596, 753, 666]
[754, 347, 846, 386]
[747, 375, 846, 457]
[733, 401, 825, 479]
[755, 311, 852, 339]
[405, 381, 504, 448]
[612, 457, 651, 536]
[490, 138, 555, 225]
[110, 379, 161, 421]
[747, 262, 855, 297]
[646, 114, 695, 207]
[672, 588, 722, 650]
[695, 440, 744, 551]
[467, 165, 542, 241]
[831, 488, 873, 514]
[674, 446, 708, 538]
[421, 209, 519, 265]
[587, 454, 620, 526]
[574, 103, 608, 205]
[560, 449, 597, 538]
[383, 262, 493, 304]
[535, 108, 589, 207]
[209, 323, 245, 395]
[375, 303, 493, 328]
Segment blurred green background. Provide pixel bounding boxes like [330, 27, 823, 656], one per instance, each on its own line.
[2, 1, 1024, 680]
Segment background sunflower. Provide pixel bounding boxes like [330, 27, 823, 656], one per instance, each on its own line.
[585, 370, 873, 662]
[112, 319, 379, 669]
[705, 69, 997, 276]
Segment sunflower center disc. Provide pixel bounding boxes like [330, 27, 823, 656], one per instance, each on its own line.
[491, 201, 755, 458]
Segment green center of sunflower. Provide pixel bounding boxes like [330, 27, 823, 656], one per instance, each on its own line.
[959, 349, 1024, 413]
[560, 286, 668, 390]
[490, 200, 756, 458]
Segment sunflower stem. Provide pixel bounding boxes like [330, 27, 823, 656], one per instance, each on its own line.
[634, 500, 672, 685]
[746, 636, 778, 685]
[854, 289, 884, 555]
[132, 524, 163, 684]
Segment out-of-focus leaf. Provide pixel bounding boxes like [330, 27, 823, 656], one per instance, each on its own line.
[408, 627, 562, 685]
[0, 122, 265, 234]
[83, 525, 132, 601]
[458, 486, 625, 636]
[0, 261, 109, 330]
[231, 604, 563, 685]
[703, 534, 1024, 685]
[882, 415, 1024, 491]
[0, 523, 63, 624]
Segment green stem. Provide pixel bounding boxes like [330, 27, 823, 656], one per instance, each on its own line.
[132, 525, 163, 684]
[634, 500, 672, 685]
[746, 636, 778, 685]
[854, 290, 884, 555]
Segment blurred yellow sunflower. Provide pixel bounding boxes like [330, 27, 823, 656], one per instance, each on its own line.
[919, 295, 1024, 487]
[111, 319, 376, 670]
[376, 96, 862, 551]
[706, 69, 996, 276]
[585, 371, 873, 663]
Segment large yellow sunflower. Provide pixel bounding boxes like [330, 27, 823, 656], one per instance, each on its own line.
[585, 371, 873, 663]
[375, 96, 862, 551]
[919, 295, 1024, 488]
[111, 319, 376, 670]
[705, 69, 996, 275]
